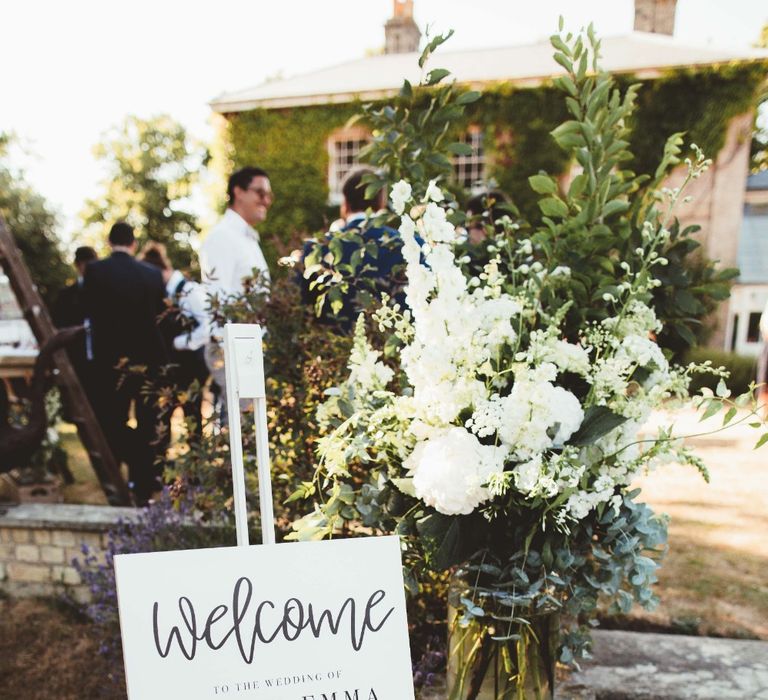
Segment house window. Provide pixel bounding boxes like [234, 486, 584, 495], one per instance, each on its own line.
[747, 312, 762, 343]
[453, 128, 486, 192]
[327, 128, 370, 205]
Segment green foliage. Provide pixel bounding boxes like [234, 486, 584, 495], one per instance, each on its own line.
[219, 51, 766, 279]
[652, 221, 738, 355]
[0, 133, 69, 307]
[301, 222, 407, 324]
[751, 26, 768, 173]
[685, 347, 757, 396]
[471, 86, 571, 221]
[80, 115, 204, 270]
[163, 276, 353, 531]
[356, 30, 480, 201]
[465, 31, 738, 359]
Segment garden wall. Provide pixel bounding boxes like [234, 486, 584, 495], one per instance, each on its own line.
[0, 503, 138, 602]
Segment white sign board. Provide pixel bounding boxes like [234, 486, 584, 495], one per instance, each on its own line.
[115, 536, 415, 700]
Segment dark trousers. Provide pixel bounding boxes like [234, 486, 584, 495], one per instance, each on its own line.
[91, 367, 163, 505]
[157, 348, 210, 445]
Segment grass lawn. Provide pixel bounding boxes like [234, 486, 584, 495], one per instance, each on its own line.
[614, 408, 768, 639]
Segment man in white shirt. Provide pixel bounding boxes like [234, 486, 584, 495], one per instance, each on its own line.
[199, 166, 274, 419]
[141, 243, 210, 438]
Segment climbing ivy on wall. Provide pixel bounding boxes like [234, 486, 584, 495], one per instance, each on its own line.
[220, 60, 767, 264]
[625, 63, 768, 177]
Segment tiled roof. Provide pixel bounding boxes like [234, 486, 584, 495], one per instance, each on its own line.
[211, 32, 768, 113]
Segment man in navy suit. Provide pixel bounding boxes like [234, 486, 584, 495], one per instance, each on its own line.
[301, 169, 406, 329]
[83, 222, 168, 504]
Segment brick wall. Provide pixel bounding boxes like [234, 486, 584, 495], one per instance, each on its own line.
[0, 503, 139, 602]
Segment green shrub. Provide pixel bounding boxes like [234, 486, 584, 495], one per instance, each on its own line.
[685, 347, 757, 396]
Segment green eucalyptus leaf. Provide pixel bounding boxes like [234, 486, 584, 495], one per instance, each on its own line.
[529, 174, 558, 194]
[456, 90, 481, 105]
[571, 406, 628, 445]
[426, 68, 451, 86]
[539, 196, 569, 218]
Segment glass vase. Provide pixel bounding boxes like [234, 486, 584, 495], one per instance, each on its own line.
[447, 581, 558, 700]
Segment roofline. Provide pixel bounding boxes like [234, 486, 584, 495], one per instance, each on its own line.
[210, 57, 768, 114]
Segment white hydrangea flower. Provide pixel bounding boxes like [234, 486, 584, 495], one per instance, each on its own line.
[390, 180, 412, 215]
[405, 427, 508, 515]
[514, 454, 543, 494]
[493, 366, 584, 461]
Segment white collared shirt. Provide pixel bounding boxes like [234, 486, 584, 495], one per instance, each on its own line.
[166, 269, 210, 352]
[199, 208, 270, 299]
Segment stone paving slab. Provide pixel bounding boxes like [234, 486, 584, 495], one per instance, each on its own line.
[568, 630, 768, 699]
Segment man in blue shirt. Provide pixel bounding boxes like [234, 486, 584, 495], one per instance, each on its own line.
[301, 169, 405, 329]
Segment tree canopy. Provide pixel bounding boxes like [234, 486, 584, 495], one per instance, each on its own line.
[80, 115, 206, 270]
[0, 133, 69, 309]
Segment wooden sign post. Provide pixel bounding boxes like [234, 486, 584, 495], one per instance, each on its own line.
[114, 323, 416, 700]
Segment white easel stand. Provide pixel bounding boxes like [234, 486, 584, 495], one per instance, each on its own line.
[223, 323, 275, 547]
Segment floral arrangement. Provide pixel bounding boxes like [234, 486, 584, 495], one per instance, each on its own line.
[290, 25, 766, 698]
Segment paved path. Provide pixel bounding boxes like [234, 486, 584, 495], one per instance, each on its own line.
[567, 630, 768, 699]
[419, 630, 768, 699]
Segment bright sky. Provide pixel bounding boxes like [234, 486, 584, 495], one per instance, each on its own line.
[2, 0, 766, 246]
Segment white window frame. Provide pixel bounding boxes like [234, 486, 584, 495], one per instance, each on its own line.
[453, 126, 487, 193]
[327, 127, 371, 205]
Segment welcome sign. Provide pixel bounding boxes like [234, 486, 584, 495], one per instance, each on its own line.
[115, 536, 414, 699]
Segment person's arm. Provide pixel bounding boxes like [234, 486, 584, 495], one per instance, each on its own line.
[200, 234, 237, 300]
[173, 284, 210, 352]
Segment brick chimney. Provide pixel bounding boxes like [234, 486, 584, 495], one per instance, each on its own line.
[385, 0, 421, 54]
[634, 0, 678, 35]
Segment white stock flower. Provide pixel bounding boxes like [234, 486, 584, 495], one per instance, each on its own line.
[423, 179, 445, 203]
[405, 427, 507, 515]
[419, 202, 457, 244]
[391, 180, 412, 215]
[399, 213, 417, 241]
[348, 317, 394, 394]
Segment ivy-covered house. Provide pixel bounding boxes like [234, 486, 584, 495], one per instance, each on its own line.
[210, 0, 767, 350]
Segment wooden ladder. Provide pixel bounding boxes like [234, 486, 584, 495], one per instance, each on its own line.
[0, 215, 132, 505]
